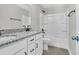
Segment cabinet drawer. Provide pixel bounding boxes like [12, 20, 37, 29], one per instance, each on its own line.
[28, 43, 35, 55]
[28, 36, 35, 44]
[36, 33, 43, 40]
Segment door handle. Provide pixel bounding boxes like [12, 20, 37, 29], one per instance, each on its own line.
[24, 52, 27, 55]
[72, 36, 79, 41]
[30, 49, 34, 52]
[72, 36, 77, 40]
[30, 39, 34, 41]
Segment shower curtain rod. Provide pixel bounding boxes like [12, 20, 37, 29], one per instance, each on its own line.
[68, 9, 75, 17]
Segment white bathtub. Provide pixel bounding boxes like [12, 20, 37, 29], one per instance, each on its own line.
[44, 36, 68, 49]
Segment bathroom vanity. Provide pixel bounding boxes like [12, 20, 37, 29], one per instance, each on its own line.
[0, 31, 43, 55]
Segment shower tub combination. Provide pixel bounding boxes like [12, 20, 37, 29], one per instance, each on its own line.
[43, 13, 69, 50]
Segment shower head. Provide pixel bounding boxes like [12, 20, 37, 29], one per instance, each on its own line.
[68, 9, 75, 17]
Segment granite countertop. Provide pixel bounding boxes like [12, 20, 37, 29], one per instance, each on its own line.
[0, 31, 42, 48]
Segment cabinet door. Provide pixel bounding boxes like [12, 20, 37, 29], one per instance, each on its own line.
[15, 48, 27, 55]
[28, 36, 35, 44]
[36, 33, 43, 40]
[36, 38, 43, 55]
[0, 39, 27, 55]
[28, 43, 36, 55]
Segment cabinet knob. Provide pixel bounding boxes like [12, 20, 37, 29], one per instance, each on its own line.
[24, 52, 27, 55]
[30, 39, 34, 41]
[30, 49, 34, 52]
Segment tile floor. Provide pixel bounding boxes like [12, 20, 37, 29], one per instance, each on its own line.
[43, 46, 69, 55]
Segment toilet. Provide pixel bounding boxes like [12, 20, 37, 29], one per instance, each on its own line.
[43, 37, 50, 50]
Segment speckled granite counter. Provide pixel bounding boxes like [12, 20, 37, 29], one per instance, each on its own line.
[0, 31, 42, 48]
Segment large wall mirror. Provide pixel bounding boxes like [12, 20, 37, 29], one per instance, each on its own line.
[0, 4, 31, 30]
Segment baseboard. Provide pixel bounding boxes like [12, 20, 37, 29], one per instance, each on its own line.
[48, 42, 68, 49]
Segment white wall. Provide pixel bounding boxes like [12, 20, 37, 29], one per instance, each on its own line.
[0, 4, 28, 29]
[44, 13, 68, 49]
[0, 4, 43, 31]
[40, 13, 44, 30]
[30, 4, 43, 31]
[42, 4, 68, 14]
[67, 4, 76, 54]
[76, 4, 79, 55]
[67, 4, 79, 55]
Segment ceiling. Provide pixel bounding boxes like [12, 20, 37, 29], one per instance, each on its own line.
[41, 4, 68, 14]
[41, 4, 67, 8]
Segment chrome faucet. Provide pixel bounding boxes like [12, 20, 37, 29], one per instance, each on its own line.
[22, 25, 32, 31]
[22, 25, 27, 29]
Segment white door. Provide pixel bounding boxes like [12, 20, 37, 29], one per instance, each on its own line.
[36, 38, 43, 55]
[76, 5, 79, 55]
[69, 10, 76, 55]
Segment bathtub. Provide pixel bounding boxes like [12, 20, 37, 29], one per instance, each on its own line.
[44, 36, 68, 49]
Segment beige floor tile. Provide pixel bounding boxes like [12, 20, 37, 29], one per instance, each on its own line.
[43, 46, 69, 55]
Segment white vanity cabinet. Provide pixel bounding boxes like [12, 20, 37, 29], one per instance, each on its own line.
[16, 33, 43, 55]
[0, 38, 27, 55]
[27, 33, 43, 55]
[14, 38, 27, 55]
[15, 48, 27, 55]
[35, 33, 43, 55]
[36, 38, 43, 55]
[27, 36, 36, 55]
[0, 32, 43, 55]
[28, 36, 35, 45]
[28, 43, 36, 55]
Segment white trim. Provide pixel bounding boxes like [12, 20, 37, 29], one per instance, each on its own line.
[67, 48, 72, 55]
[48, 43, 68, 49]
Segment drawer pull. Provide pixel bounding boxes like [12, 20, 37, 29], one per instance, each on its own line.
[30, 39, 34, 41]
[36, 43, 38, 48]
[24, 52, 27, 55]
[30, 49, 34, 52]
